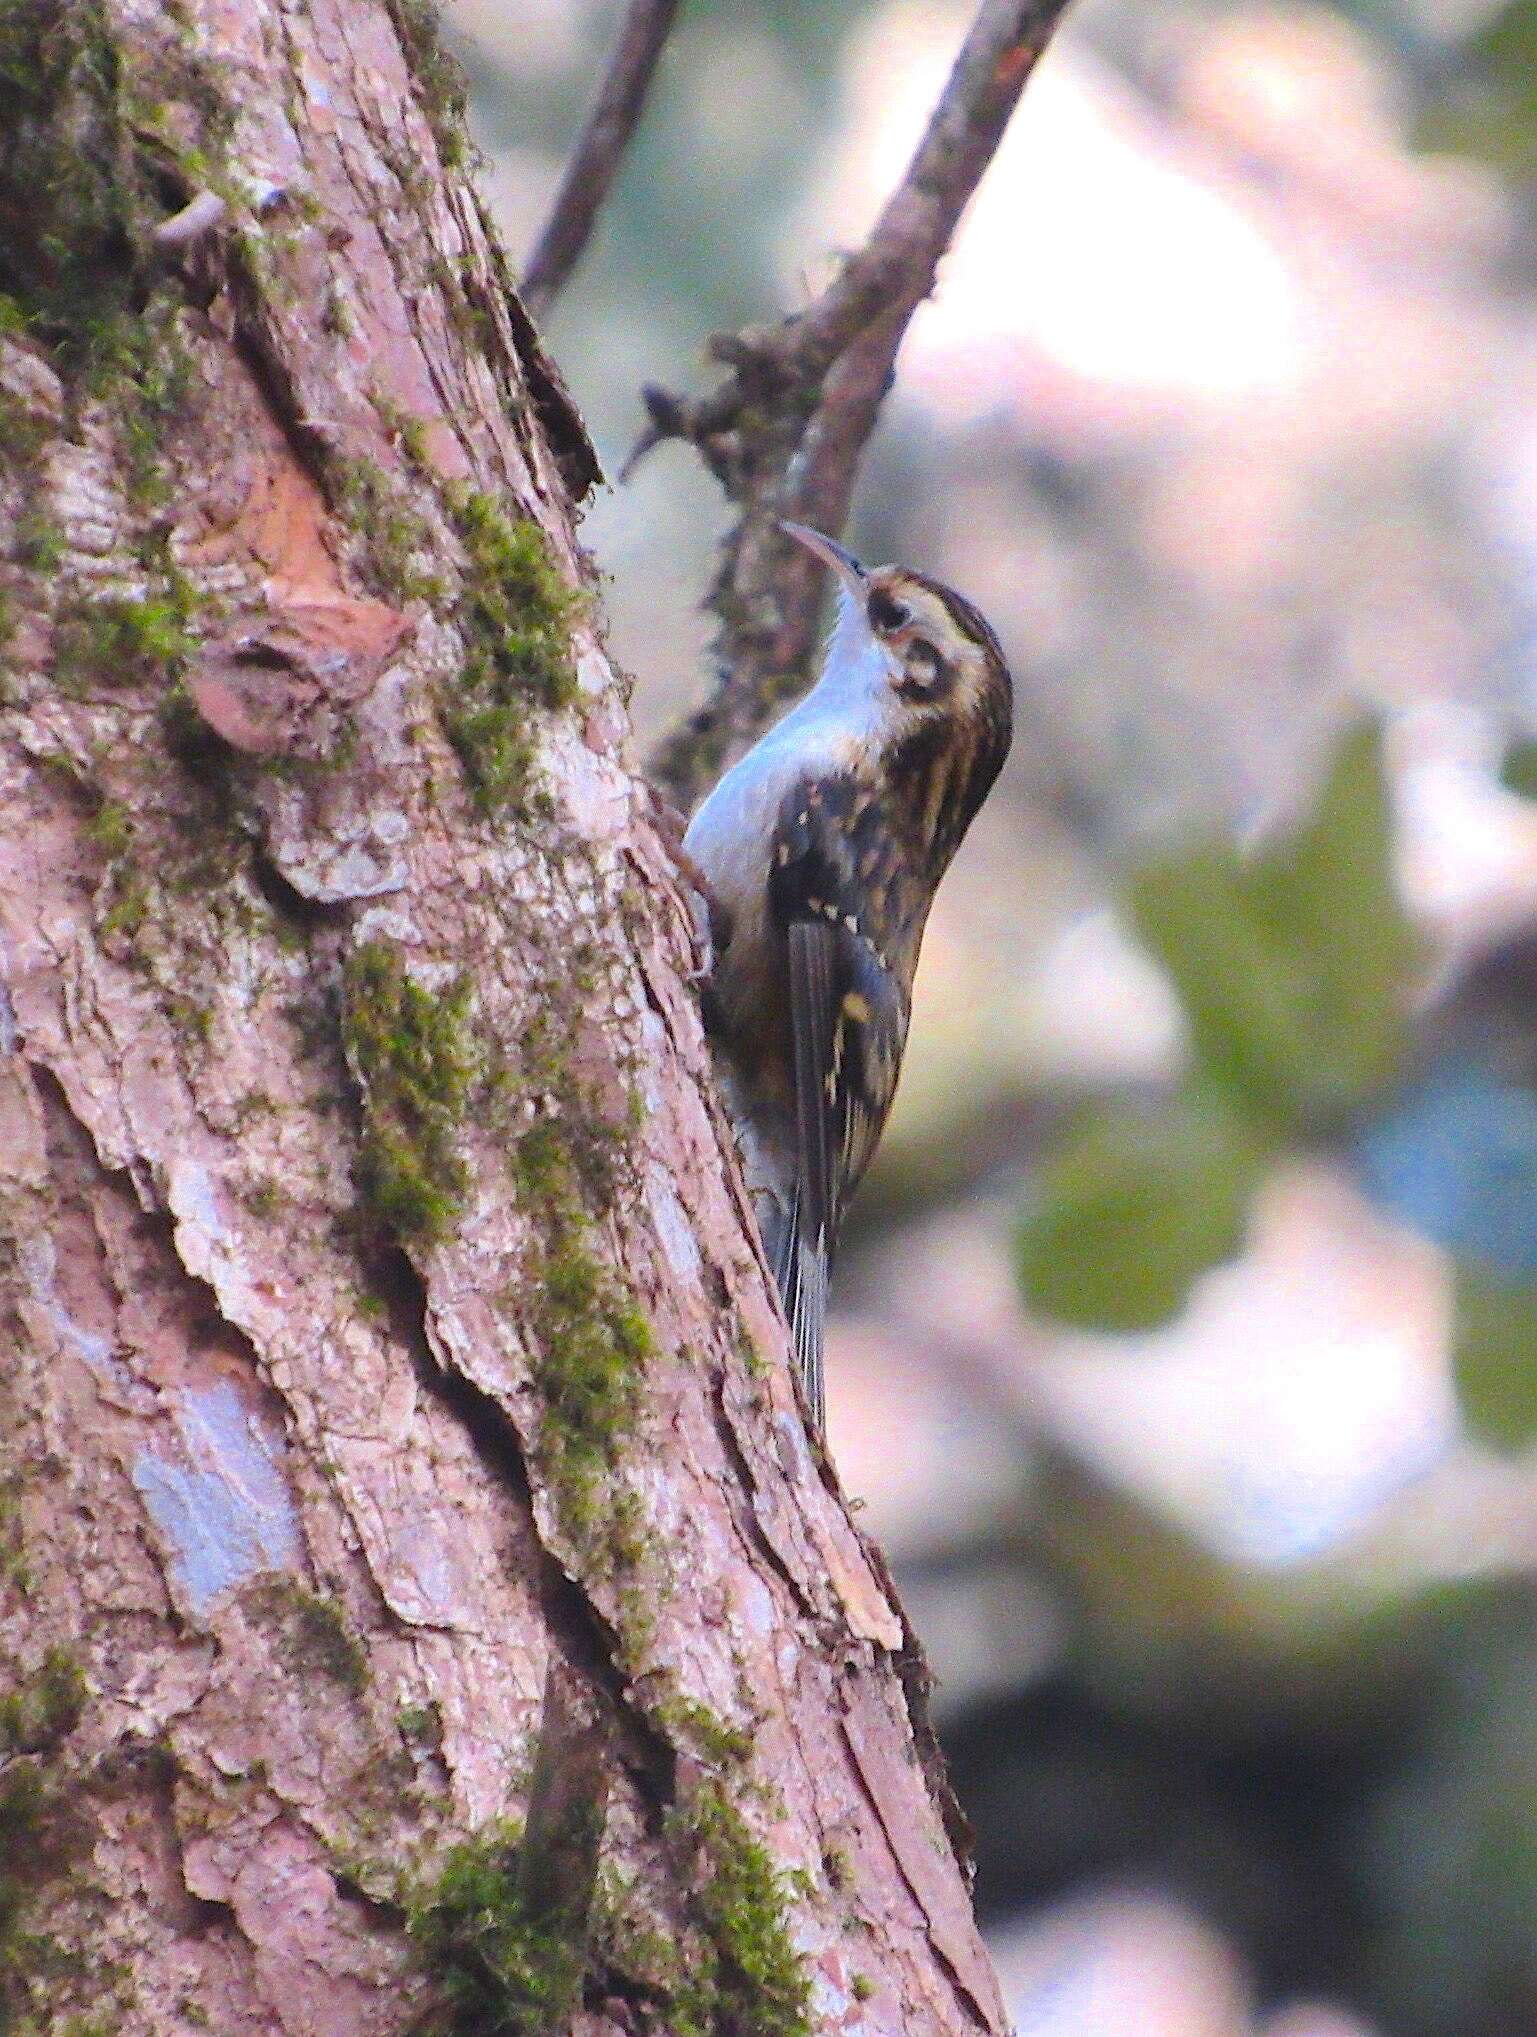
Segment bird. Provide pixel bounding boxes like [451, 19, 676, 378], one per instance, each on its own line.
[684, 521, 1014, 1431]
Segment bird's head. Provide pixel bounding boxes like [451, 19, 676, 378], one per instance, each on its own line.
[781, 520, 1013, 825]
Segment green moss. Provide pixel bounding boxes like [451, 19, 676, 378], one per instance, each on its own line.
[344, 942, 474, 1244]
[654, 1694, 754, 1769]
[167, 994, 213, 1046]
[0, 11, 198, 515]
[83, 798, 129, 856]
[241, 1179, 284, 1219]
[0, 1648, 85, 1756]
[0, 1754, 88, 2014]
[406, 1822, 586, 2036]
[498, 1022, 656, 1569]
[385, 0, 471, 172]
[588, 1872, 677, 1995]
[335, 455, 443, 604]
[98, 870, 147, 945]
[0, 0, 141, 336]
[250, 1581, 368, 1696]
[442, 489, 579, 815]
[13, 510, 61, 572]
[510, 1119, 653, 1550]
[0, 1761, 51, 1955]
[86, 296, 196, 508]
[0, 387, 52, 468]
[322, 282, 356, 340]
[851, 1972, 874, 2002]
[665, 1783, 812, 2037]
[374, 391, 433, 472]
[397, 1701, 442, 1747]
[605, 1486, 651, 1574]
[531, 1238, 649, 1545]
[53, 591, 192, 694]
[0, 1485, 30, 1595]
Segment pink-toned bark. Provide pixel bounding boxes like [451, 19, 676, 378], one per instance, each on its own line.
[0, 3, 1009, 2032]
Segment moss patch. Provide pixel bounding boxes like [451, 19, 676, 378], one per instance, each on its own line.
[653, 1693, 754, 1770]
[249, 1581, 368, 1696]
[510, 1120, 652, 1551]
[98, 869, 148, 948]
[668, 1783, 812, 2037]
[0, 380, 54, 467]
[13, 510, 62, 572]
[0, 0, 144, 337]
[397, 1701, 442, 1748]
[443, 489, 579, 815]
[335, 454, 443, 604]
[0, 1748, 92, 2021]
[52, 590, 193, 695]
[384, 0, 472, 172]
[0, 1482, 29, 1595]
[0, 1762, 52, 1972]
[344, 942, 474, 1244]
[407, 1822, 586, 2037]
[83, 295, 197, 509]
[0, 1648, 85, 1756]
[0, 0, 211, 518]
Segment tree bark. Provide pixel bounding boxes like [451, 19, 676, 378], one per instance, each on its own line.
[0, 5, 1008, 2035]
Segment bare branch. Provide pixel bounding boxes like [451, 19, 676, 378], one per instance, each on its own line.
[523, 0, 680, 321]
[644, 0, 1075, 809]
[152, 187, 227, 250]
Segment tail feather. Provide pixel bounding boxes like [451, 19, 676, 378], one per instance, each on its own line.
[773, 1187, 826, 1432]
[790, 1237, 826, 1433]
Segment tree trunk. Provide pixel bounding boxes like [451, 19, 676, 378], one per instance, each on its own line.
[0, 4, 1009, 2033]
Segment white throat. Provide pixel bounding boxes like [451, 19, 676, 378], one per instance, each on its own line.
[682, 590, 895, 909]
[771, 587, 892, 748]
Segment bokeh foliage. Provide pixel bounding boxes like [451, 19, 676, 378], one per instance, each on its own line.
[1018, 718, 1537, 1449]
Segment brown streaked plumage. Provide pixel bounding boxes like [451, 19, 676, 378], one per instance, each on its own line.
[684, 523, 1013, 1431]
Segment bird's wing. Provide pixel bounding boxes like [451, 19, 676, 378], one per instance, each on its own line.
[770, 785, 909, 1428]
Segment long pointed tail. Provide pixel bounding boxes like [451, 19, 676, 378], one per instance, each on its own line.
[771, 1191, 826, 1433]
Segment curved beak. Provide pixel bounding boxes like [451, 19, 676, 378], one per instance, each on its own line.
[779, 519, 866, 599]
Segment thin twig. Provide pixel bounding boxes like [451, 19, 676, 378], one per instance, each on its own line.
[643, 0, 1075, 809]
[152, 188, 228, 251]
[523, 0, 681, 321]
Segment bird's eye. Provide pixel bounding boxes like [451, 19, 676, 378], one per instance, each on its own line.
[903, 640, 942, 689]
[867, 588, 910, 635]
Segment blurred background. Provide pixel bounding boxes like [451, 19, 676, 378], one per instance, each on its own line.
[444, 2, 1537, 2030]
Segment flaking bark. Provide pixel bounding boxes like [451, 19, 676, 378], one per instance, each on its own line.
[0, 3, 1010, 2033]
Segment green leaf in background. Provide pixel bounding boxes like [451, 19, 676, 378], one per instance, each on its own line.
[1500, 738, 1537, 803]
[1016, 1090, 1270, 1333]
[1129, 839, 1320, 1127]
[1413, 0, 1537, 175]
[1453, 1260, 1537, 1452]
[1127, 719, 1417, 1134]
[1252, 718, 1419, 1115]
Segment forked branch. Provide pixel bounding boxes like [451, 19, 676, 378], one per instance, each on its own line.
[641, 0, 1075, 809]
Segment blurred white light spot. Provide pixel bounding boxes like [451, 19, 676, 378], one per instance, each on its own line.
[792, 18, 1306, 416]
[1390, 703, 1537, 957]
[1022, 906, 1186, 1085]
[990, 1890, 1249, 2037]
[1029, 1162, 1458, 1566]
